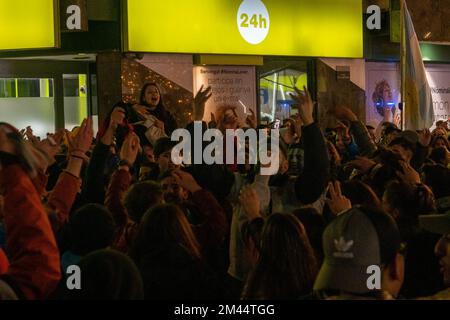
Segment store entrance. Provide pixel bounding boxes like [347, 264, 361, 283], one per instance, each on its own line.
[0, 57, 96, 138]
[258, 58, 312, 126]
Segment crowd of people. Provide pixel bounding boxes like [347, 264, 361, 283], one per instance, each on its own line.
[0, 82, 449, 300]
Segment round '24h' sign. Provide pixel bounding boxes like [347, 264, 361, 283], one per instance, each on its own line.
[237, 0, 270, 45]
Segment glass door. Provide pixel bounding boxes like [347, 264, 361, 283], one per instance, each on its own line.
[0, 59, 95, 137]
[0, 77, 55, 138]
[258, 59, 309, 125]
[63, 74, 89, 131]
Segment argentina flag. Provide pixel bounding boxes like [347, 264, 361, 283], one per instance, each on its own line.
[402, 0, 435, 130]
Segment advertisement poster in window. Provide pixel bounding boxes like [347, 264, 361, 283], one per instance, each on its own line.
[366, 62, 450, 131]
[426, 64, 450, 125]
[365, 62, 401, 132]
[193, 66, 256, 125]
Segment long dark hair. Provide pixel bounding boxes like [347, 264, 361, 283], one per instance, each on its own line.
[431, 135, 450, 151]
[130, 204, 202, 263]
[242, 213, 318, 300]
[139, 83, 177, 135]
[292, 208, 326, 265]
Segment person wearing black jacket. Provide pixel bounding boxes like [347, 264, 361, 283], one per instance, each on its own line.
[289, 87, 331, 207]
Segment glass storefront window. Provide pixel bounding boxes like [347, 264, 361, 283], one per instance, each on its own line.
[258, 60, 308, 125]
[0, 78, 55, 138]
[63, 74, 89, 131]
[0, 79, 16, 98]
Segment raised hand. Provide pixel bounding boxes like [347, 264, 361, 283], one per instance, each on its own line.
[120, 132, 140, 166]
[171, 169, 201, 193]
[66, 118, 94, 158]
[289, 86, 314, 126]
[246, 109, 257, 129]
[327, 140, 342, 165]
[393, 111, 401, 128]
[110, 107, 126, 129]
[239, 186, 261, 220]
[383, 107, 392, 122]
[101, 107, 125, 146]
[193, 85, 213, 121]
[35, 129, 65, 165]
[24, 126, 39, 145]
[346, 156, 377, 173]
[330, 106, 358, 122]
[326, 181, 352, 216]
[208, 112, 217, 129]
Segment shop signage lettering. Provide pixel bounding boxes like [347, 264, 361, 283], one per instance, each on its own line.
[60, 0, 88, 32]
[366, 5, 381, 30]
[193, 66, 257, 123]
[66, 5, 81, 30]
[237, 0, 270, 45]
[427, 66, 450, 123]
[126, 0, 363, 58]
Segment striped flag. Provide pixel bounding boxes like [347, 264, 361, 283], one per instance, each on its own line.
[401, 0, 435, 130]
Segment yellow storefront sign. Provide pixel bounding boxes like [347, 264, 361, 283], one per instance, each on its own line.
[0, 0, 58, 51]
[125, 0, 363, 58]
